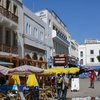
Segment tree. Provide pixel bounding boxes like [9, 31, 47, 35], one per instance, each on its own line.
[97, 56, 100, 62]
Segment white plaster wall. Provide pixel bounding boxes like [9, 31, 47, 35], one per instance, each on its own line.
[86, 44, 100, 65]
[22, 6, 53, 59]
[78, 45, 86, 65]
[79, 43, 100, 66]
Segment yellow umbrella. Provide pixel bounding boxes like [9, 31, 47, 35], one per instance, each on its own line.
[48, 68, 61, 74]
[11, 75, 20, 85]
[68, 67, 80, 74]
[26, 74, 39, 87]
[38, 69, 55, 76]
[49, 67, 69, 74]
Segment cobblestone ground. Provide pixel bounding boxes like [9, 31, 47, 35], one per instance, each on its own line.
[49, 78, 100, 100]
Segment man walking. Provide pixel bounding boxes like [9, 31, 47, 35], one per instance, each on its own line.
[56, 74, 62, 100]
[61, 73, 69, 100]
[89, 70, 96, 88]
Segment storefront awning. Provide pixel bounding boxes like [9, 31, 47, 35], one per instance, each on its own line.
[0, 61, 13, 66]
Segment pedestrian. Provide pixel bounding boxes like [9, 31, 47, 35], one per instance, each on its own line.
[89, 70, 96, 88]
[61, 73, 69, 100]
[56, 73, 62, 100]
[95, 70, 98, 80]
[97, 69, 100, 80]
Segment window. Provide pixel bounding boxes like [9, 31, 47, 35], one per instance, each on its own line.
[40, 31, 43, 41]
[80, 51, 83, 57]
[13, 4, 17, 15]
[0, 0, 2, 5]
[26, 23, 28, 34]
[6, 0, 10, 10]
[49, 19, 51, 26]
[80, 59, 83, 65]
[0, 26, 2, 43]
[13, 32, 17, 46]
[90, 50, 94, 54]
[5, 30, 11, 45]
[34, 27, 38, 38]
[90, 58, 94, 62]
[99, 50, 100, 55]
[31, 28, 34, 36]
[29, 24, 31, 35]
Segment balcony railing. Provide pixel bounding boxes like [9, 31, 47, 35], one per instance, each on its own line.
[57, 32, 70, 45]
[0, 43, 18, 54]
[0, 5, 18, 23]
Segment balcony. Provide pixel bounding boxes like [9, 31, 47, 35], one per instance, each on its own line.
[0, 5, 18, 23]
[52, 30, 70, 46]
[0, 43, 18, 54]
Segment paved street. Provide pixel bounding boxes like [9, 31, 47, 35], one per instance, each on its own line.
[67, 78, 100, 97]
[49, 78, 100, 100]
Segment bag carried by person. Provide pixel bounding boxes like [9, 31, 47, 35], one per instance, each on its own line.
[62, 77, 69, 90]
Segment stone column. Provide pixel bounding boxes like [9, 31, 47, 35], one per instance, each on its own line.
[3, 0, 6, 8]
[10, 0, 13, 13]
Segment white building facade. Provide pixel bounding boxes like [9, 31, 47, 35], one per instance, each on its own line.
[0, 0, 53, 67]
[0, 0, 22, 57]
[0, 1, 79, 67]
[35, 9, 71, 66]
[69, 40, 79, 65]
[78, 39, 100, 67]
[20, 6, 53, 61]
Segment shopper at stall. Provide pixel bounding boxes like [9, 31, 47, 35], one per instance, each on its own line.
[61, 73, 69, 100]
[56, 73, 62, 100]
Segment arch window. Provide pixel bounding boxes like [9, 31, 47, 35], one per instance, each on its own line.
[0, 0, 2, 5]
[26, 23, 28, 34]
[34, 27, 38, 38]
[80, 59, 83, 65]
[29, 24, 31, 35]
[13, 4, 17, 15]
[40, 31, 43, 41]
[6, 0, 10, 11]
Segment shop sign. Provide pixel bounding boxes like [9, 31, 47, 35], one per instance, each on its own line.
[53, 55, 68, 66]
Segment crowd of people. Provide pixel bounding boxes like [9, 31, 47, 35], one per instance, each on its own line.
[55, 73, 70, 100]
[0, 68, 100, 100]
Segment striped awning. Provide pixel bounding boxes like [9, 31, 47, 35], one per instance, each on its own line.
[8, 65, 44, 75]
[0, 61, 13, 66]
[0, 65, 11, 75]
[0, 65, 44, 75]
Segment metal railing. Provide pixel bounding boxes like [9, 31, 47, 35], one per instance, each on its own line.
[0, 43, 18, 54]
[0, 5, 18, 23]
